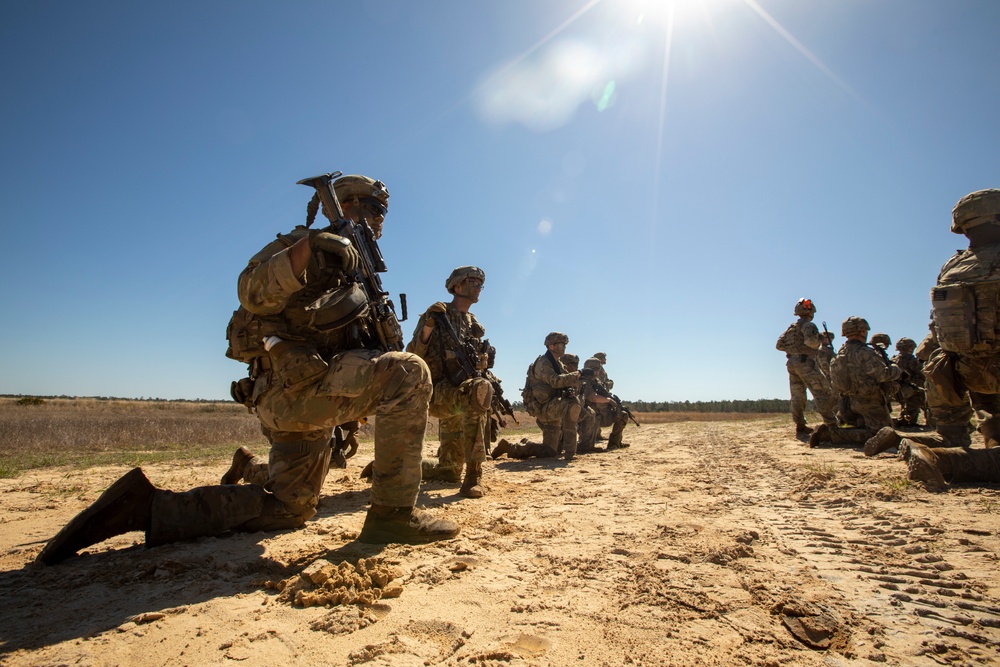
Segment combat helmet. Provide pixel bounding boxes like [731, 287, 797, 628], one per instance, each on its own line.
[593, 352, 607, 363]
[334, 175, 390, 238]
[841, 316, 871, 338]
[794, 298, 816, 317]
[951, 189, 1000, 235]
[896, 337, 916, 352]
[561, 353, 580, 370]
[445, 266, 486, 294]
[583, 357, 602, 371]
[870, 332, 892, 348]
[544, 332, 569, 346]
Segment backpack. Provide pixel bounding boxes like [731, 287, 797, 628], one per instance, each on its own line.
[828, 352, 852, 394]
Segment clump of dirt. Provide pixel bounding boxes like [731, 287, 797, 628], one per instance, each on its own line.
[264, 557, 403, 608]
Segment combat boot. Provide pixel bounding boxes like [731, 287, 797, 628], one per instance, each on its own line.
[906, 445, 947, 489]
[221, 446, 255, 485]
[976, 410, 1000, 448]
[795, 424, 813, 436]
[491, 438, 511, 459]
[459, 462, 484, 498]
[421, 458, 462, 483]
[808, 424, 831, 448]
[360, 460, 374, 480]
[37, 468, 155, 565]
[358, 505, 459, 544]
[864, 427, 902, 457]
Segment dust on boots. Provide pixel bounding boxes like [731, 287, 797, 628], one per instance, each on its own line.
[36, 468, 155, 565]
[358, 504, 459, 544]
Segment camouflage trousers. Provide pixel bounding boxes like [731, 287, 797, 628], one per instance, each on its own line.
[532, 395, 581, 459]
[924, 349, 1000, 428]
[149, 350, 431, 545]
[828, 393, 892, 444]
[786, 356, 837, 427]
[576, 404, 598, 452]
[427, 377, 492, 475]
[593, 402, 627, 447]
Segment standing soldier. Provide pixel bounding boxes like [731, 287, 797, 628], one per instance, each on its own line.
[921, 188, 1000, 447]
[811, 316, 901, 447]
[406, 266, 492, 499]
[493, 332, 581, 461]
[36, 172, 458, 565]
[775, 298, 839, 436]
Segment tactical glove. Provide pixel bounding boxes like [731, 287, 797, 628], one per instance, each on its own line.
[423, 302, 448, 328]
[309, 231, 360, 274]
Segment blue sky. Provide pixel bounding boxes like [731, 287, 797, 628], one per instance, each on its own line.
[1, 0, 998, 402]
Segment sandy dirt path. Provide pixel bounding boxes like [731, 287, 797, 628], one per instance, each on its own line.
[1, 417, 998, 666]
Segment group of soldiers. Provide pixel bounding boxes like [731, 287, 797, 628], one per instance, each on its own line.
[779, 188, 1000, 489]
[491, 337, 632, 461]
[36, 171, 635, 566]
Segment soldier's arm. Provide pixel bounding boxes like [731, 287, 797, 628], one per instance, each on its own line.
[537, 360, 581, 389]
[801, 322, 821, 350]
[237, 238, 307, 315]
[862, 350, 902, 383]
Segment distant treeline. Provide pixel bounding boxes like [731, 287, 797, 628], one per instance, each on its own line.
[1, 394, 223, 403]
[509, 398, 795, 413]
[4, 394, 797, 413]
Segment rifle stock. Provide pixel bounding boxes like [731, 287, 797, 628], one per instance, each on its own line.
[297, 171, 406, 352]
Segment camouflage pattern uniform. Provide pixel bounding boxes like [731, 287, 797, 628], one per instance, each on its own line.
[508, 332, 582, 460]
[406, 293, 492, 485]
[562, 354, 598, 453]
[775, 299, 839, 434]
[37, 174, 458, 565]
[892, 338, 927, 426]
[583, 357, 629, 449]
[593, 352, 613, 390]
[812, 317, 901, 446]
[923, 189, 1000, 447]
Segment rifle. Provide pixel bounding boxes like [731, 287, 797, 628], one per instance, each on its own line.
[486, 369, 519, 427]
[430, 312, 519, 427]
[580, 368, 641, 427]
[297, 171, 407, 352]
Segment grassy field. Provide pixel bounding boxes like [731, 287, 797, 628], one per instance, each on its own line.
[0, 397, 784, 477]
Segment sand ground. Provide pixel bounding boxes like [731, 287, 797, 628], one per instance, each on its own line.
[2, 417, 999, 666]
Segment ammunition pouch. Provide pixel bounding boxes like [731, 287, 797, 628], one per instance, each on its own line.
[267, 341, 328, 391]
[932, 280, 1000, 356]
[303, 282, 369, 331]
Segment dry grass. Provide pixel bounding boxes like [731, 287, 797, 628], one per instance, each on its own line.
[0, 399, 782, 477]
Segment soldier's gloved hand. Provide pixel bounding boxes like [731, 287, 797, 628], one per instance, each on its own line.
[309, 231, 359, 273]
[423, 302, 448, 327]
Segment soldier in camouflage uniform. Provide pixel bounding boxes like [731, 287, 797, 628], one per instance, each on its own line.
[810, 317, 902, 447]
[593, 352, 613, 390]
[583, 357, 630, 450]
[892, 337, 927, 427]
[562, 354, 599, 453]
[493, 332, 582, 461]
[919, 189, 1000, 448]
[37, 174, 458, 565]
[405, 266, 492, 498]
[775, 298, 839, 435]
